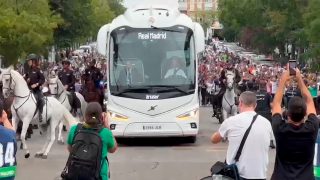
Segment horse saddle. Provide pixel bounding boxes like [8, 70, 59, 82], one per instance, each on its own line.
[67, 93, 81, 109]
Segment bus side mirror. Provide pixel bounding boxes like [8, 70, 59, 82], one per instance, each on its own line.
[194, 22, 205, 56]
[97, 24, 110, 57]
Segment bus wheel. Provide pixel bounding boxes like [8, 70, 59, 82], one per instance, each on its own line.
[186, 136, 197, 143]
[200, 176, 213, 180]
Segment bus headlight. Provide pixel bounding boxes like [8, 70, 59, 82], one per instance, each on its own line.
[107, 111, 129, 121]
[177, 109, 199, 120]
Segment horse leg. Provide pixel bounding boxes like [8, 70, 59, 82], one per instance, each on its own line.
[42, 119, 59, 159]
[222, 109, 228, 123]
[35, 126, 49, 158]
[57, 121, 64, 145]
[20, 118, 31, 158]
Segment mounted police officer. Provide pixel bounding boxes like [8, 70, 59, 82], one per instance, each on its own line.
[23, 54, 34, 79]
[58, 60, 79, 115]
[26, 54, 45, 122]
[220, 62, 241, 85]
[84, 59, 103, 88]
[83, 59, 104, 107]
[218, 62, 241, 105]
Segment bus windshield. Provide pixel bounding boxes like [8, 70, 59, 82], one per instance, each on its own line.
[109, 26, 195, 99]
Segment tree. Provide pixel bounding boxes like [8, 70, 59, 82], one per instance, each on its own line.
[303, 0, 320, 70]
[0, 0, 61, 65]
[218, 0, 309, 59]
[89, 0, 115, 38]
[50, 0, 125, 48]
[51, 0, 93, 48]
[108, 0, 126, 17]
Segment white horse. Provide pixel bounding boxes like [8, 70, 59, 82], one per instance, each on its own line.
[47, 71, 87, 144]
[1, 67, 78, 159]
[222, 70, 238, 122]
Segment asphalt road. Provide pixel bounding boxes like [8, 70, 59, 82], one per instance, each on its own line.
[15, 107, 276, 180]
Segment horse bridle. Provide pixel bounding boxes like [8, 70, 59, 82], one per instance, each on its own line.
[2, 72, 31, 99]
[225, 72, 235, 90]
[49, 82, 64, 99]
[224, 71, 236, 114]
[2, 73, 14, 92]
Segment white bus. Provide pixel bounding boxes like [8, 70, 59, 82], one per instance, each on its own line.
[96, 1, 205, 142]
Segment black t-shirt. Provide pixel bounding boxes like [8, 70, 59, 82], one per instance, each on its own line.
[255, 90, 272, 112]
[271, 113, 319, 180]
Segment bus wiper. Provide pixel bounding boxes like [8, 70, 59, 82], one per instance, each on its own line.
[115, 87, 150, 95]
[146, 85, 192, 94]
[150, 25, 182, 33]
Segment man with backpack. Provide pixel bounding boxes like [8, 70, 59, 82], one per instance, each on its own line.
[63, 102, 117, 180]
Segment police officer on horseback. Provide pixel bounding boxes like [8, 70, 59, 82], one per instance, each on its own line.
[58, 60, 79, 115]
[26, 54, 45, 122]
[218, 62, 241, 102]
[84, 59, 103, 88]
[220, 62, 241, 85]
[83, 59, 104, 107]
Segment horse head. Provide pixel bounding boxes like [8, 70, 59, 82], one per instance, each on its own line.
[48, 76, 64, 97]
[1, 66, 15, 98]
[225, 70, 235, 90]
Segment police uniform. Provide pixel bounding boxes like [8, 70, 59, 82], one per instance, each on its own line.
[58, 66, 80, 113]
[84, 65, 104, 109]
[255, 89, 272, 121]
[27, 66, 45, 122]
[28, 67, 45, 92]
[84, 66, 103, 88]
[58, 69, 76, 92]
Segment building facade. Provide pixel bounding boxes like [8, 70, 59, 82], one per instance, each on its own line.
[178, 0, 218, 19]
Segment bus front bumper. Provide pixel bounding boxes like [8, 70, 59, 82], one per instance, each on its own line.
[109, 122, 199, 137]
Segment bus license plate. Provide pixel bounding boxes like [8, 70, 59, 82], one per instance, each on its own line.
[143, 125, 162, 130]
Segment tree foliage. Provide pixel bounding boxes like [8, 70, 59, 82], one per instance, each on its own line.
[51, 0, 125, 48]
[218, 0, 320, 64]
[0, 0, 61, 65]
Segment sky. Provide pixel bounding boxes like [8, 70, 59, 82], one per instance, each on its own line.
[123, 0, 178, 8]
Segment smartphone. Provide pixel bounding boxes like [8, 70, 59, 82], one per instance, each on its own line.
[289, 60, 296, 76]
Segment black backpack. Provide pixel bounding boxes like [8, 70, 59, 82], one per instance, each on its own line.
[61, 123, 103, 180]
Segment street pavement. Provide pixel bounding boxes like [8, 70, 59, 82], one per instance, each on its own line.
[15, 107, 276, 180]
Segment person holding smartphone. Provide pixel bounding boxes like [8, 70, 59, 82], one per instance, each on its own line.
[271, 65, 319, 180]
[0, 100, 17, 180]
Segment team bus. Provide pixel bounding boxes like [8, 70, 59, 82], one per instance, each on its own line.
[96, 0, 205, 142]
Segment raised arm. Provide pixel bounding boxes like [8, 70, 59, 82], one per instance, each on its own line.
[272, 70, 289, 115]
[295, 69, 316, 115]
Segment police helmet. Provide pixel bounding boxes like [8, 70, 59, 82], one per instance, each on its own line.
[27, 53, 38, 61]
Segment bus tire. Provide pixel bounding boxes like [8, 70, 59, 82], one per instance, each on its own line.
[199, 176, 212, 180]
[187, 136, 197, 143]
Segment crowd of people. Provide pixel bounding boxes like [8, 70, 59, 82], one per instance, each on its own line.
[203, 40, 320, 179]
[1, 40, 320, 179]
[199, 40, 320, 116]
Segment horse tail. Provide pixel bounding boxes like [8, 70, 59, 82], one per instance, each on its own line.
[62, 107, 79, 130]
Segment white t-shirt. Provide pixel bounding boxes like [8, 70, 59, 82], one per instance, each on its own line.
[218, 111, 273, 179]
